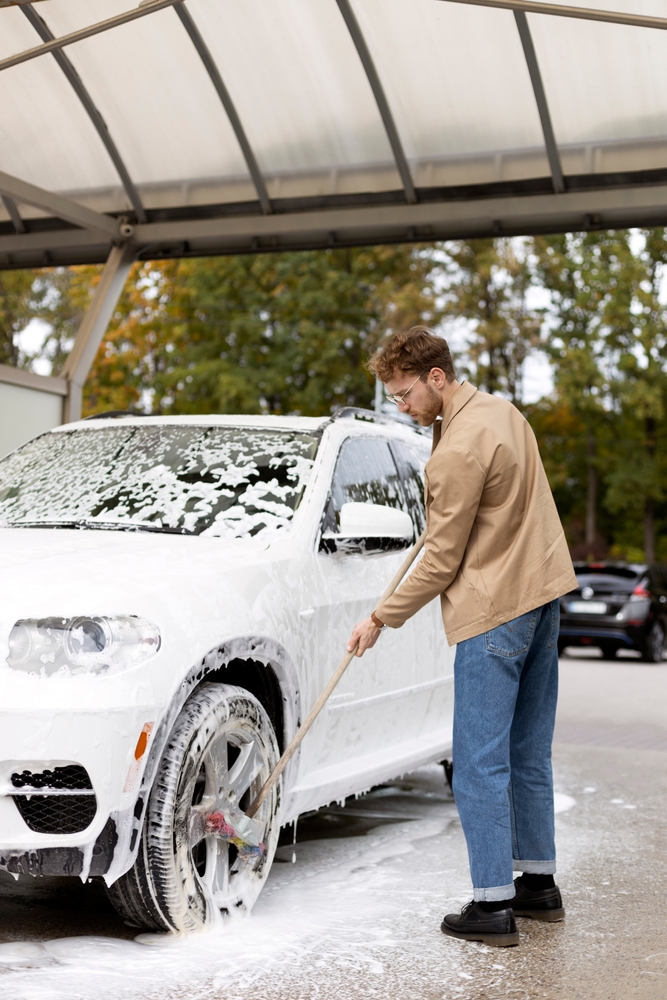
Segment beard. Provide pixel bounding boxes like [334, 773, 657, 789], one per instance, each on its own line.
[417, 383, 443, 426]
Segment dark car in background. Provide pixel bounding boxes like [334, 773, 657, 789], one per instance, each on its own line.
[559, 563, 667, 662]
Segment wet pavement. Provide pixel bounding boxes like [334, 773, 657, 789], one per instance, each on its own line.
[1, 653, 666, 1000]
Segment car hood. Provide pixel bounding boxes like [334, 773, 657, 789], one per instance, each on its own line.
[0, 527, 289, 641]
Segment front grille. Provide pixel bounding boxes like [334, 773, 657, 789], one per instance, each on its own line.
[10, 765, 97, 835]
[10, 765, 92, 791]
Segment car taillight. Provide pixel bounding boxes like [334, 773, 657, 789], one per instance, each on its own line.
[623, 584, 652, 623]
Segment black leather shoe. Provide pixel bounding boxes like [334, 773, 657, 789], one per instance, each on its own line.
[441, 901, 519, 947]
[512, 877, 565, 921]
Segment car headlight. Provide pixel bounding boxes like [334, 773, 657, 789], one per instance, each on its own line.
[6, 615, 161, 676]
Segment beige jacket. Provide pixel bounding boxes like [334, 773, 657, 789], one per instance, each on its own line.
[376, 381, 577, 644]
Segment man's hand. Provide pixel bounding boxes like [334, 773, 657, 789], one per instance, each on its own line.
[346, 616, 382, 657]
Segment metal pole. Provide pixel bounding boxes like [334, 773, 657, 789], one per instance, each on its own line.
[174, 4, 272, 215]
[0, 194, 25, 234]
[22, 4, 147, 223]
[374, 377, 383, 414]
[0, 0, 184, 75]
[434, 0, 667, 33]
[336, 0, 417, 205]
[514, 11, 564, 194]
[62, 243, 135, 423]
[0, 168, 119, 237]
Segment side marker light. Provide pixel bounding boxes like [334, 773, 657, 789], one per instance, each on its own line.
[123, 722, 154, 793]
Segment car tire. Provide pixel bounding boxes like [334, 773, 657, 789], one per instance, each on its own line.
[641, 622, 665, 664]
[106, 683, 281, 933]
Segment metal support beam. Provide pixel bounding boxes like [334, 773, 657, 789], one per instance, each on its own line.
[174, 3, 272, 215]
[335, 0, 417, 204]
[0, 363, 67, 396]
[1, 0, 667, 79]
[0, 168, 119, 238]
[4, 179, 667, 264]
[62, 242, 135, 422]
[0, 194, 25, 233]
[0, 0, 183, 74]
[514, 11, 564, 194]
[22, 5, 146, 223]
[437, 0, 667, 33]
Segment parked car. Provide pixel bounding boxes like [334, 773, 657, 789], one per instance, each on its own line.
[0, 410, 453, 932]
[559, 562, 667, 662]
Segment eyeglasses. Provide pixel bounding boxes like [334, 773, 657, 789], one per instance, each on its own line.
[385, 371, 430, 406]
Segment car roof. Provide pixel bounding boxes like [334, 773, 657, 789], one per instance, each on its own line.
[50, 410, 429, 446]
[52, 413, 331, 434]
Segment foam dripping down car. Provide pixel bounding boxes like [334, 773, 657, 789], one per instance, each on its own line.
[0, 411, 454, 932]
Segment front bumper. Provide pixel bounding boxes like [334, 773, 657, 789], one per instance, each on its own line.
[559, 619, 646, 650]
[0, 685, 159, 875]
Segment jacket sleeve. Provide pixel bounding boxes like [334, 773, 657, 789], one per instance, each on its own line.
[375, 445, 486, 628]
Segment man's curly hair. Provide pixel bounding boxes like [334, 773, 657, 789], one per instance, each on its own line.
[367, 326, 456, 384]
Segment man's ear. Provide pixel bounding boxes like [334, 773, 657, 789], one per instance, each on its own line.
[429, 367, 447, 389]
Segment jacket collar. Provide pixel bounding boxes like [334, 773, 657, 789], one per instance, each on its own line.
[431, 381, 477, 453]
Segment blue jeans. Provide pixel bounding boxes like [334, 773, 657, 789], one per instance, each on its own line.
[452, 600, 559, 901]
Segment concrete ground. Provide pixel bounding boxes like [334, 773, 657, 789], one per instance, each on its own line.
[1, 652, 666, 1000]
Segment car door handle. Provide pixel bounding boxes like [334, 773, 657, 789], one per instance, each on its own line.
[299, 607, 316, 618]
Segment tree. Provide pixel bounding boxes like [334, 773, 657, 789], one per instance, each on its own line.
[440, 238, 541, 406]
[535, 229, 667, 562]
[31, 265, 101, 375]
[533, 232, 630, 556]
[602, 229, 667, 562]
[82, 245, 443, 417]
[0, 270, 39, 367]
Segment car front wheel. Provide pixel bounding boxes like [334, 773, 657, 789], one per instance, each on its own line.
[106, 683, 281, 933]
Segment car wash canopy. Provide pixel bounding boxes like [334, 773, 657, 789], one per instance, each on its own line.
[2, 0, 667, 269]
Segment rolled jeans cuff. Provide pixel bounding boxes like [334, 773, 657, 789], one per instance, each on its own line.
[473, 883, 516, 902]
[513, 859, 557, 874]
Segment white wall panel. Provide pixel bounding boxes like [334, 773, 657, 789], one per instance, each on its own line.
[0, 383, 63, 460]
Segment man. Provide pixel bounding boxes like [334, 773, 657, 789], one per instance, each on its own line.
[347, 326, 577, 948]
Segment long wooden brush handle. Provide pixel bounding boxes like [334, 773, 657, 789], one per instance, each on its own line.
[247, 529, 427, 818]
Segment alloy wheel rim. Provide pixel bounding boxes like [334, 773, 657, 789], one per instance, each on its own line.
[188, 723, 268, 910]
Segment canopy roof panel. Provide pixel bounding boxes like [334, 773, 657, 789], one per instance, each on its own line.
[354, 0, 548, 165]
[42, 0, 252, 188]
[1, 0, 667, 269]
[190, 0, 399, 181]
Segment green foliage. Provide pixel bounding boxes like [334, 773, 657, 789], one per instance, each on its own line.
[533, 230, 667, 560]
[33, 265, 101, 375]
[84, 246, 442, 417]
[0, 270, 39, 367]
[5, 231, 667, 561]
[441, 238, 541, 405]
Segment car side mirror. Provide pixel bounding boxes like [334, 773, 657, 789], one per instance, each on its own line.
[321, 502, 413, 553]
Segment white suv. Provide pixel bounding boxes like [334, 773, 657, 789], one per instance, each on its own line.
[0, 410, 454, 932]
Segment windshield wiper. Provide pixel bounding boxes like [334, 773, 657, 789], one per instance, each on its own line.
[8, 519, 196, 535]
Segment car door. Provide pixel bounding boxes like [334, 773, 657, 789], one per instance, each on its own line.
[389, 437, 455, 745]
[294, 433, 453, 795]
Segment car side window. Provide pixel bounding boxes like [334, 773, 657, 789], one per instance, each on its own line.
[390, 440, 426, 534]
[321, 437, 405, 537]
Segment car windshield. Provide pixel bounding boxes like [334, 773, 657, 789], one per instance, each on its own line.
[0, 424, 320, 539]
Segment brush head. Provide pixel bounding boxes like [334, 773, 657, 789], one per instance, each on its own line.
[205, 809, 265, 854]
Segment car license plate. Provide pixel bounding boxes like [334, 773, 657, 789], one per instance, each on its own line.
[569, 600, 607, 614]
